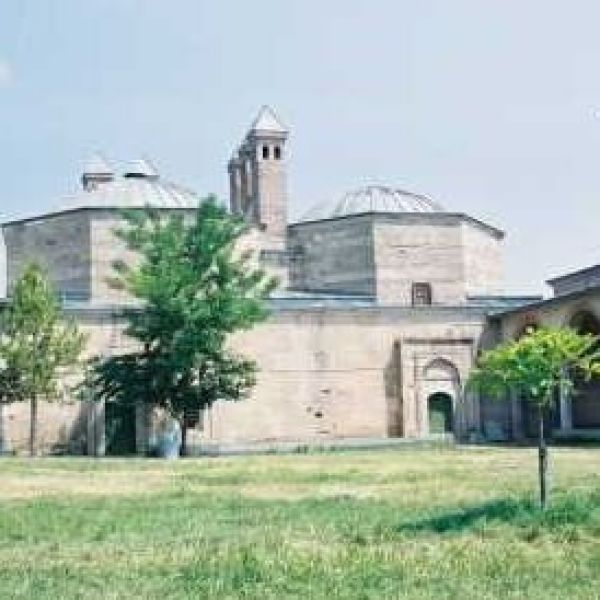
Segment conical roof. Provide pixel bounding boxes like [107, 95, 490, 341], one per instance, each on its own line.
[250, 105, 287, 134]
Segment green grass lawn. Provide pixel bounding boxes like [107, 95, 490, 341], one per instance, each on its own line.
[1, 447, 600, 599]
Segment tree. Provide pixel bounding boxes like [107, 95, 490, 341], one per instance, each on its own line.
[0, 264, 86, 456]
[468, 327, 600, 508]
[90, 197, 276, 455]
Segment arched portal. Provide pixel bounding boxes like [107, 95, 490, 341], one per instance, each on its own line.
[569, 310, 600, 336]
[568, 310, 600, 428]
[421, 358, 460, 437]
[428, 392, 453, 434]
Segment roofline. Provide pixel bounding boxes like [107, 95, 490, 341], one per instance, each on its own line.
[57, 302, 499, 318]
[490, 283, 600, 317]
[289, 211, 504, 238]
[3, 206, 505, 238]
[467, 294, 542, 301]
[546, 263, 600, 285]
[1, 205, 197, 228]
[0, 296, 537, 318]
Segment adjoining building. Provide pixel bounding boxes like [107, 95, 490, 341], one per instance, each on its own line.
[490, 266, 600, 441]
[0, 106, 597, 454]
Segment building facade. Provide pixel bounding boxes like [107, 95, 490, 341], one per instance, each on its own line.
[0, 106, 597, 455]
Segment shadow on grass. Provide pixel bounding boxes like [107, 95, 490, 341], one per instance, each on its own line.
[395, 493, 599, 536]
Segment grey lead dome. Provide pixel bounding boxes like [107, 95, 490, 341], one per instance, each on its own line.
[64, 156, 201, 211]
[301, 184, 444, 221]
[67, 177, 201, 210]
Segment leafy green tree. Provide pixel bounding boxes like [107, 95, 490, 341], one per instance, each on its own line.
[0, 264, 86, 456]
[91, 198, 276, 454]
[468, 327, 600, 507]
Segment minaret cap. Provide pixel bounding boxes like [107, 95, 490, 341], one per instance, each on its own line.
[249, 105, 288, 136]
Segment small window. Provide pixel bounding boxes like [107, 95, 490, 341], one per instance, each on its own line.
[412, 282, 432, 306]
[262, 145, 270, 160]
[274, 145, 282, 160]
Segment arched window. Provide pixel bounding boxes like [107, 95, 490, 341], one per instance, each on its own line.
[274, 145, 282, 160]
[569, 310, 600, 336]
[262, 145, 270, 160]
[567, 310, 600, 428]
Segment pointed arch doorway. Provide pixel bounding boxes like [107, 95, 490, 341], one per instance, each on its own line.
[420, 358, 461, 438]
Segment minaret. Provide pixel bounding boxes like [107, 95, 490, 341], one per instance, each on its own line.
[229, 106, 289, 244]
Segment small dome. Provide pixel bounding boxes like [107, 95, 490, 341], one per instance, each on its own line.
[302, 185, 444, 221]
[62, 175, 200, 211]
[61, 156, 200, 211]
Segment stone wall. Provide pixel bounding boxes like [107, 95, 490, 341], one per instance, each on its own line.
[89, 211, 138, 302]
[0, 313, 115, 455]
[0, 400, 87, 455]
[461, 220, 504, 297]
[89, 209, 287, 303]
[0, 304, 491, 454]
[288, 213, 504, 306]
[373, 215, 465, 305]
[2, 211, 91, 299]
[90, 208, 201, 302]
[287, 216, 375, 296]
[204, 306, 489, 444]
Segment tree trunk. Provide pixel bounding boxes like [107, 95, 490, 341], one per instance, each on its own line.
[30, 395, 38, 457]
[538, 406, 548, 509]
[0, 403, 9, 455]
[180, 417, 187, 457]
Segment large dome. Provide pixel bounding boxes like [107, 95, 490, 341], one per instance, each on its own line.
[301, 184, 443, 221]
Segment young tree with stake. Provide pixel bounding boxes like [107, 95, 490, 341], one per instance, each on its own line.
[468, 326, 600, 508]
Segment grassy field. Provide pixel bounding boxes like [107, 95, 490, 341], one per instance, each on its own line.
[1, 447, 600, 599]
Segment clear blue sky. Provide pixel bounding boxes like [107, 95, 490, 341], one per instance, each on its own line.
[2, 0, 600, 294]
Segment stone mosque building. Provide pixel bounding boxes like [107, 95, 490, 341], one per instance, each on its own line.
[1, 106, 600, 455]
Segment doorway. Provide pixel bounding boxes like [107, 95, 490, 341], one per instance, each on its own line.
[428, 392, 453, 434]
[104, 402, 136, 455]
